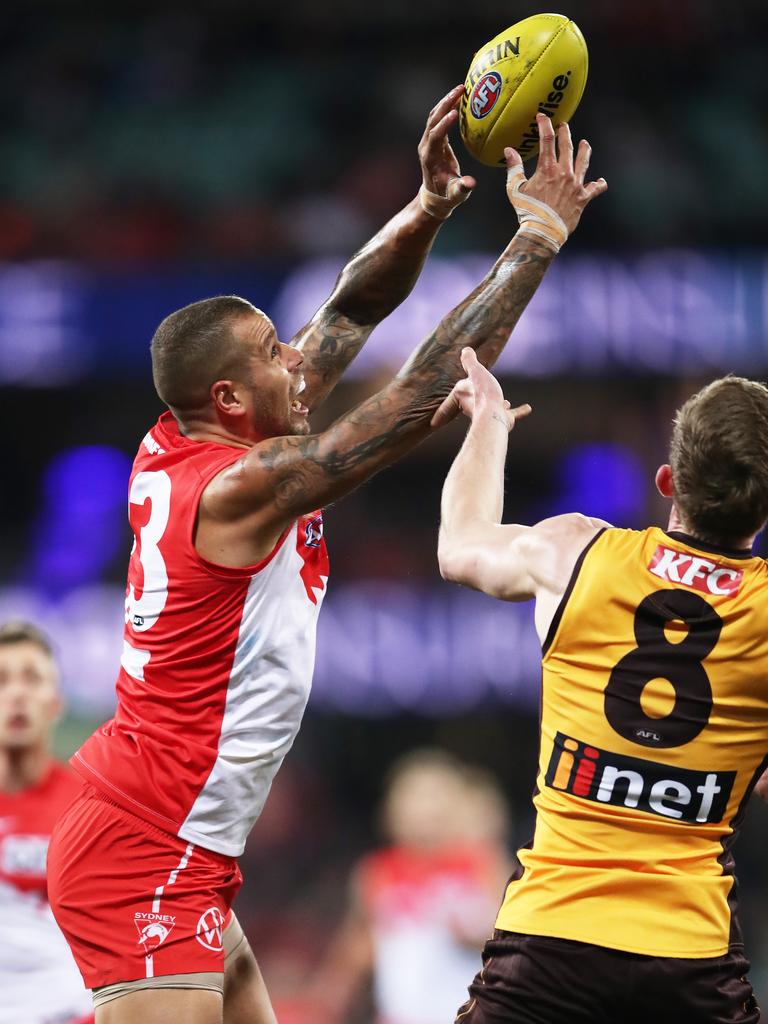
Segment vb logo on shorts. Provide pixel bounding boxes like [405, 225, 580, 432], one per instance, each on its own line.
[196, 907, 225, 951]
[545, 732, 735, 824]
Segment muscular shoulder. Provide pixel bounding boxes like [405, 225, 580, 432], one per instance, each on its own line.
[521, 514, 610, 595]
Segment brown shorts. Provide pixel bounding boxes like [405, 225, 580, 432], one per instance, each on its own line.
[455, 930, 760, 1024]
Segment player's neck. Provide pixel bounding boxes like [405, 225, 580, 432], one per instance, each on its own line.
[178, 416, 252, 450]
[667, 507, 756, 553]
[0, 746, 51, 793]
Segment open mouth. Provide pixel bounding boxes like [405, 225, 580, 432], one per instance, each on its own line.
[291, 377, 308, 415]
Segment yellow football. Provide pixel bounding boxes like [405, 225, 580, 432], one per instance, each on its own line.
[459, 13, 588, 167]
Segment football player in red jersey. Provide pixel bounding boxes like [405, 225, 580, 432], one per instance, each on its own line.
[0, 621, 93, 1024]
[308, 750, 512, 1024]
[47, 100, 606, 1024]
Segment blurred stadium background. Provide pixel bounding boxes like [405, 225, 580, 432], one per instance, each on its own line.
[2, 0, 768, 1018]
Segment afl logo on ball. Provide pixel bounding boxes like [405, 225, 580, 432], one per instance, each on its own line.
[470, 71, 502, 119]
[196, 907, 225, 951]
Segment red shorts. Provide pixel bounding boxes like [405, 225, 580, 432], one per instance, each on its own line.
[47, 784, 243, 990]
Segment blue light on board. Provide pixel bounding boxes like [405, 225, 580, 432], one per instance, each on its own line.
[547, 443, 647, 527]
[25, 446, 132, 596]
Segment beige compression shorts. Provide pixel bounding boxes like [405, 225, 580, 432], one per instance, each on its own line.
[92, 913, 247, 1008]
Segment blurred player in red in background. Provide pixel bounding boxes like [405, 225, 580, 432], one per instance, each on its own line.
[438, 350, 768, 1023]
[0, 621, 93, 1024]
[47, 100, 606, 1024]
[308, 750, 512, 1024]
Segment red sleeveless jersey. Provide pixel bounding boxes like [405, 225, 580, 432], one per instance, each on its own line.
[73, 413, 329, 857]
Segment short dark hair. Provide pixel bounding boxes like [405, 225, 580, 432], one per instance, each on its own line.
[670, 376, 768, 545]
[0, 621, 55, 658]
[150, 295, 257, 412]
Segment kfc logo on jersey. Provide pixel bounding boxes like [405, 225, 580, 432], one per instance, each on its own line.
[545, 732, 735, 825]
[134, 911, 176, 951]
[196, 907, 225, 951]
[647, 545, 743, 597]
[470, 72, 502, 118]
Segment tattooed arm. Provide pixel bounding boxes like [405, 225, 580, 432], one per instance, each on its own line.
[292, 85, 475, 410]
[203, 117, 607, 557]
[241, 233, 553, 520]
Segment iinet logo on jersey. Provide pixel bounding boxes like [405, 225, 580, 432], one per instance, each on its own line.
[545, 732, 735, 825]
[647, 544, 743, 597]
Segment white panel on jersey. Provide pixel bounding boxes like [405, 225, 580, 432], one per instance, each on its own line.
[0, 882, 92, 1024]
[373, 920, 483, 1024]
[120, 639, 151, 681]
[179, 524, 326, 857]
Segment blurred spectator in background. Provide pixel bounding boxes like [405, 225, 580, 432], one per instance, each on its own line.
[0, 3, 766, 264]
[0, 621, 92, 1024]
[309, 749, 511, 1024]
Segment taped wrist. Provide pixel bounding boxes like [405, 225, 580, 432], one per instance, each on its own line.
[418, 181, 471, 220]
[506, 164, 569, 253]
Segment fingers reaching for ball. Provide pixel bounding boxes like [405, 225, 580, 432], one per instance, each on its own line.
[582, 177, 609, 203]
[557, 121, 574, 171]
[535, 111, 558, 171]
[574, 138, 592, 184]
[503, 111, 607, 242]
[424, 85, 464, 136]
[534, 112, 574, 174]
[419, 85, 476, 206]
[504, 146, 524, 174]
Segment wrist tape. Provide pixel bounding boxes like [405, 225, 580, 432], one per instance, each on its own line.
[506, 163, 569, 253]
[418, 181, 471, 220]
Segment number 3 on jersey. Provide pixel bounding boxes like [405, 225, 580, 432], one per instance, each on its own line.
[122, 471, 171, 681]
[604, 589, 723, 749]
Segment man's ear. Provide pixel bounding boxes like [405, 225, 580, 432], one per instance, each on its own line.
[211, 380, 246, 418]
[655, 464, 674, 498]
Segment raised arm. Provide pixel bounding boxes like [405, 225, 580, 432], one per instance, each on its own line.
[436, 348, 607, 642]
[207, 117, 607, 542]
[291, 85, 475, 410]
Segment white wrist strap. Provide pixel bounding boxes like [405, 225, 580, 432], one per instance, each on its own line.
[418, 182, 471, 220]
[506, 164, 569, 253]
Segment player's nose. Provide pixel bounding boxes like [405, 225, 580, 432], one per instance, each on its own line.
[282, 342, 303, 371]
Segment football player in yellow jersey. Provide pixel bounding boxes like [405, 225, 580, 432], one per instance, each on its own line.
[437, 349, 768, 1023]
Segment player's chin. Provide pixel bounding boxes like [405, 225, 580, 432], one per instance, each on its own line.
[287, 411, 311, 435]
[1, 729, 35, 749]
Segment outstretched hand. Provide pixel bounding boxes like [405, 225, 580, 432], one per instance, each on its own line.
[505, 112, 607, 243]
[431, 348, 531, 430]
[418, 85, 476, 207]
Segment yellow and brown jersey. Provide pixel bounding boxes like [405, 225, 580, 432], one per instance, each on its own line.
[496, 526, 768, 958]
